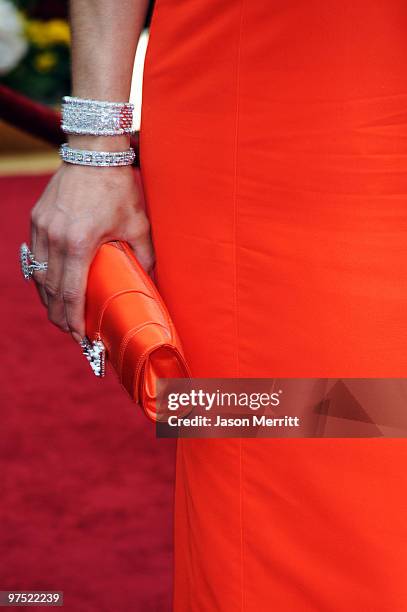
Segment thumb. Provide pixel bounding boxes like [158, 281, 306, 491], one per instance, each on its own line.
[127, 231, 156, 276]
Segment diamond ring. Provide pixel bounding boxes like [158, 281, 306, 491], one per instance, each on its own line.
[20, 242, 48, 281]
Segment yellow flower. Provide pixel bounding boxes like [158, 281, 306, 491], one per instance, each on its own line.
[25, 20, 46, 47]
[25, 18, 70, 48]
[44, 19, 70, 45]
[34, 51, 57, 72]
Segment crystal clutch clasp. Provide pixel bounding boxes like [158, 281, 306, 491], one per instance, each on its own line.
[80, 336, 106, 377]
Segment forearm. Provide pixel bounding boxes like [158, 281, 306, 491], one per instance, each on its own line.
[68, 0, 150, 150]
[29, 1, 154, 342]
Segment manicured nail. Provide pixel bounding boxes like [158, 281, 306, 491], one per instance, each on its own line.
[72, 331, 83, 344]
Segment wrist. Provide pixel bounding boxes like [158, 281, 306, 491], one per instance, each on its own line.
[67, 134, 131, 152]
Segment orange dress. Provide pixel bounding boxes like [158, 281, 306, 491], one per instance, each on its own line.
[139, 2, 407, 610]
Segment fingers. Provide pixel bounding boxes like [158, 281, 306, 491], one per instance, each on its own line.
[30, 205, 88, 338]
[44, 226, 70, 332]
[30, 208, 37, 254]
[127, 214, 156, 274]
[30, 208, 48, 307]
[30, 174, 58, 306]
[61, 240, 92, 343]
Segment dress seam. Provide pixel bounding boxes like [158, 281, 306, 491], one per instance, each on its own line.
[239, 438, 245, 612]
[233, 0, 243, 383]
[232, 1, 245, 610]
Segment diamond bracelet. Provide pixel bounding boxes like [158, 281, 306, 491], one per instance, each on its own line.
[59, 143, 136, 167]
[61, 95, 135, 136]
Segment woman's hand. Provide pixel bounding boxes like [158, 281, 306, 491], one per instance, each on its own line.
[30, 161, 155, 343]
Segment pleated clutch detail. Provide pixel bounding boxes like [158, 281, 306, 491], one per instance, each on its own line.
[81, 240, 191, 422]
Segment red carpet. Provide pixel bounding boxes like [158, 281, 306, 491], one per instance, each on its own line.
[0, 173, 175, 611]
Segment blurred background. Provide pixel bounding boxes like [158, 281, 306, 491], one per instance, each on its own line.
[0, 0, 151, 172]
[0, 1, 176, 610]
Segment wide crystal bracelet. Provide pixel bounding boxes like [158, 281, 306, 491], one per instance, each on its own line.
[59, 143, 136, 167]
[61, 95, 134, 136]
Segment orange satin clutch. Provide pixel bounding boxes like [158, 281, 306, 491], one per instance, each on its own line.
[81, 240, 191, 421]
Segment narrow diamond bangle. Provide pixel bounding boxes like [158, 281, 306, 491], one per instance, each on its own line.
[59, 143, 136, 167]
[61, 95, 135, 136]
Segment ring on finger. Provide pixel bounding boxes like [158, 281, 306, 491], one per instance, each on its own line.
[20, 242, 48, 281]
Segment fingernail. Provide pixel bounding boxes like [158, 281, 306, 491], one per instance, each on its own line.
[72, 331, 83, 344]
